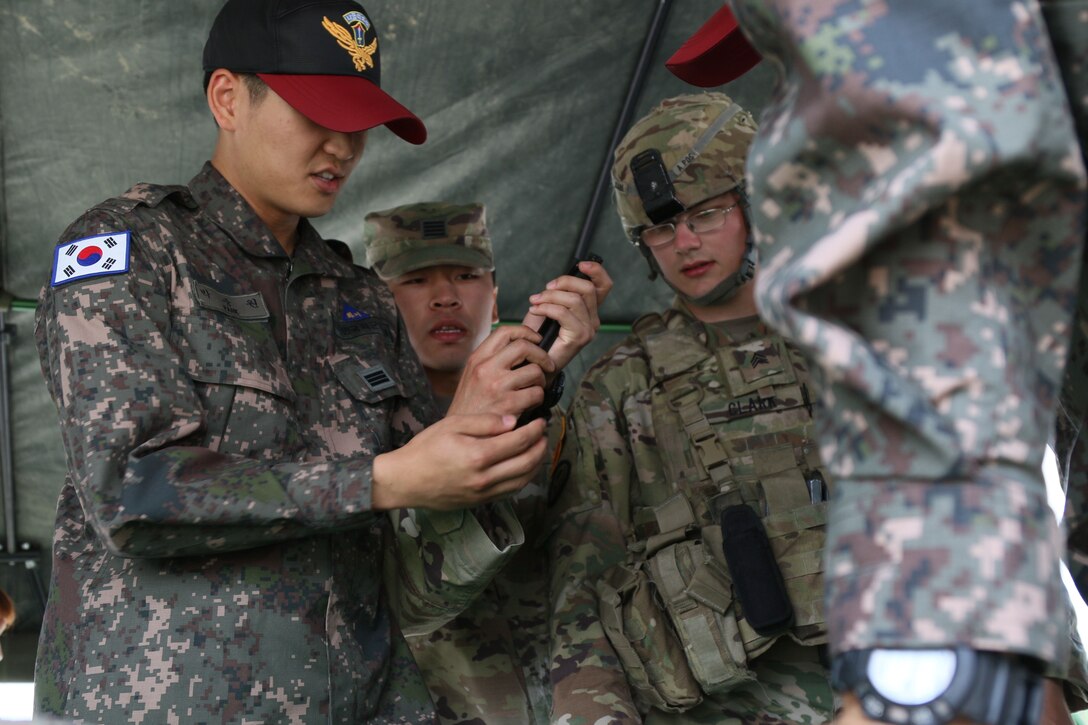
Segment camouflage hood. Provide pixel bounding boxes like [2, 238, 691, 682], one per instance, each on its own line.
[611, 92, 757, 240]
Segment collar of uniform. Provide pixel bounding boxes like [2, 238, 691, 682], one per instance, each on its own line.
[291, 229, 357, 280]
[189, 162, 288, 258]
[668, 296, 769, 346]
[188, 161, 353, 278]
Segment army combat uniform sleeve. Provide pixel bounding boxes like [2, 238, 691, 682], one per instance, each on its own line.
[388, 501, 525, 635]
[547, 373, 642, 723]
[729, 0, 1087, 668]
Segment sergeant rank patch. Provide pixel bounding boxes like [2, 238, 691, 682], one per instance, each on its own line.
[51, 231, 131, 287]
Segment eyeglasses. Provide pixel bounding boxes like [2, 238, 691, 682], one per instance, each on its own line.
[639, 203, 739, 249]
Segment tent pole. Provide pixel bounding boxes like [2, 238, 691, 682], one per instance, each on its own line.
[573, 0, 674, 262]
[0, 311, 15, 556]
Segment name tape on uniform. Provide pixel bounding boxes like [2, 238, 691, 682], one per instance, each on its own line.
[194, 282, 270, 320]
[51, 231, 131, 287]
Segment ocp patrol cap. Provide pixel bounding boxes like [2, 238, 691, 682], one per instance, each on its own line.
[363, 202, 493, 280]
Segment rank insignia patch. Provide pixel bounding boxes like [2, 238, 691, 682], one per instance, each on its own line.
[51, 231, 131, 287]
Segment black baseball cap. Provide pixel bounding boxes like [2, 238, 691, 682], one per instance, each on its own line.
[665, 4, 762, 87]
[203, 0, 426, 144]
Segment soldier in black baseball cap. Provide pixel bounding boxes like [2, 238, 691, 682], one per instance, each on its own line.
[199, 0, 427, 248]
[203, 0, 425, 142]
[33, 1, 563, 722]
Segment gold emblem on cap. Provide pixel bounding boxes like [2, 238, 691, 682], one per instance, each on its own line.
[322, 15, 377, 72]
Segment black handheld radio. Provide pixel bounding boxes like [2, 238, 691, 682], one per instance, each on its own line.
[515, 253, 603, 426]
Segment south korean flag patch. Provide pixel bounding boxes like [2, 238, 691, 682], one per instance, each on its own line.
[51, 231, 131, 287]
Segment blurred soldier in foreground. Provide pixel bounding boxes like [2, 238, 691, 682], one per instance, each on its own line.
[32, 1, 591, 722]
[665, 3, 1088, 724]
[548, 92, 835, 724]
[365, 201, 610, 724]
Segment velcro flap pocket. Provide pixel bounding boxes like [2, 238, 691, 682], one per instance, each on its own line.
[180, 310, 295, 401]
[719, 338, 796, 396]
[763, 504, 828, 631]
[597, 564, 703, 712]
[648, 540, 755, 696]
[685, 555, 733, 615]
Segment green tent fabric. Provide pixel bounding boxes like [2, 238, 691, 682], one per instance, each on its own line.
[0, 1, 776, 679]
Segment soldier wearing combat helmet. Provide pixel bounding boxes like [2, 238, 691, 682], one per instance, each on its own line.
[613, 92, 758, 309]
[546, 91, 836, 723]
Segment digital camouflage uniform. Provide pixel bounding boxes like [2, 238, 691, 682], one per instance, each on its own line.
[34, 163, 525, 724]
[547, 94, 834, 724]
[366, 202, 555, 725]
[722, 0, 1088, 678]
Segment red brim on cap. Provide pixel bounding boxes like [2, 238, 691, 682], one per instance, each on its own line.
[259, 73, 427, 144]
[665, 4, 762, 87]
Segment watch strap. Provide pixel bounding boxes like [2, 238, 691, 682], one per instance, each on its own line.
[957, 649, 1043, 725]
[831, 647, 1044, 725]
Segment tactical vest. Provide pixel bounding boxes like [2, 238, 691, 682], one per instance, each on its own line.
[596, 309, 831, 713]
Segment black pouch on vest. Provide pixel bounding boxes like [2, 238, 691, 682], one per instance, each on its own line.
[720, 504, 795, 636]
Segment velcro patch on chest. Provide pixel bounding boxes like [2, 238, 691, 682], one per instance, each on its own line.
[356, 364, 396, 393]
[734, 339, 784, 379]
[336, 302, 388, 339]
[341, 303, 370, 322]
[725, 392, 781, 419]
[720, 338, 796, 398]
[51, 231, 131, 287]
[194, 282, 269, 320]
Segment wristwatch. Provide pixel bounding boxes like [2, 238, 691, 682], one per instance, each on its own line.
[830, 647, 1044, 725]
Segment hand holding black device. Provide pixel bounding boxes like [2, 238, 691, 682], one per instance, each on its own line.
[532, 253, 603, 352]
[515, 253, 603, 427]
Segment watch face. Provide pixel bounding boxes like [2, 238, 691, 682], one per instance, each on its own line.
[867, 649, 957, 705]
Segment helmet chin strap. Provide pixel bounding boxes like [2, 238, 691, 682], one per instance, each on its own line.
[683, 239, 755, 306]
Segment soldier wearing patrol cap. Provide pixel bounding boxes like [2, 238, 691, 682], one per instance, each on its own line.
[547, 91, 836, 723]
[365, 202, 499, 411]
[365, 201, 608, 724]
[31, 2, 577, 723]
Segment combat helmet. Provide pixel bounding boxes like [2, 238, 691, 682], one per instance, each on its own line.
[611, 91, 757, 305]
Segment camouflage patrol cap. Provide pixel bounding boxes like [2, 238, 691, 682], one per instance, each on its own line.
[611, 92, 757, 239]
[363, 201, 494, 279]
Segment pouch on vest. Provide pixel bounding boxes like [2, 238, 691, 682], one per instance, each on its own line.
[719, 503, 794, 635]
[596, 562, 704, 712]
[624, 310, 830, 702]
[643, 538, 756, 698]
